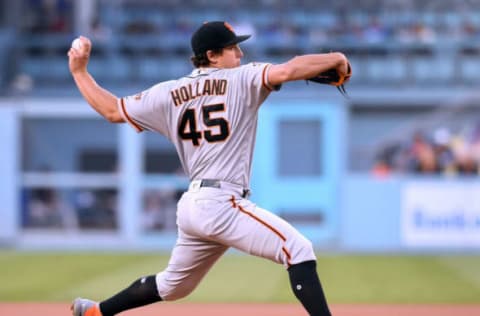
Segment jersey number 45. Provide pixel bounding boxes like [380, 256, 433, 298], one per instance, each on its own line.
[178, 103, 230, 146]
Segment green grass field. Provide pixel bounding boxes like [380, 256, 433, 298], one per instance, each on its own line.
[1, 251, 479, 303]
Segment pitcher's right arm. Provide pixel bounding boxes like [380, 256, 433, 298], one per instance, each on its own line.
[68, 36, 124, 123]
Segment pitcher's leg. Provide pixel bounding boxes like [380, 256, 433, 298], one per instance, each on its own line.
[155, 230, 229, 301]
[99, 275, 161, 316]
[89, 232, 227, 316]
[288, 261, 331, 316]
[226, 197, 316, 266]
[225, 198, 331, 316]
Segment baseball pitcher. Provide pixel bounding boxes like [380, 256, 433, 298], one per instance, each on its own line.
[68, 21, 351, 316]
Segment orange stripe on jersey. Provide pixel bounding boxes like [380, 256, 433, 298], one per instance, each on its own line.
[120, 98, 143, 132]
[262, 64, 273, 92]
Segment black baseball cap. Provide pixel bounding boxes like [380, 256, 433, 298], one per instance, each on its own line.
[191, 21, 251, 56]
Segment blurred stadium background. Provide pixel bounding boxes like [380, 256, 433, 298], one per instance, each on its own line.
[1, 0, 480, 257]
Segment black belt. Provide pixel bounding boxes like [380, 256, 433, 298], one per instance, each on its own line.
[198, 179, 250, 198]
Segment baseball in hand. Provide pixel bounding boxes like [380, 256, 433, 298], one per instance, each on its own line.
[71, 38, 83, 51]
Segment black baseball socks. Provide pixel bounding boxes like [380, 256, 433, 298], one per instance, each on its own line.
[99, 275, 162, 316]
[98, 262, 330, 316]
[288, 260, 332, 316]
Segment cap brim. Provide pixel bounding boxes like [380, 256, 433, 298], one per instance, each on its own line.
[226, 34, 251, 47]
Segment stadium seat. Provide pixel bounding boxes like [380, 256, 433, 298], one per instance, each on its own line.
[460, 57, 480, 83]
[411, 56, 455, 83]
[365, 56, 407, 83]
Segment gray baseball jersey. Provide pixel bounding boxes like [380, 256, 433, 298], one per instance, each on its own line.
[119, 62, 274, 188]
[117, 63, 316, 301]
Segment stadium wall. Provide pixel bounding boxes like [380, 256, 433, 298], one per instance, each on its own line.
[0, 97, 479, 252]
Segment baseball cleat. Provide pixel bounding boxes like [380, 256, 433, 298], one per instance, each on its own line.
[71, 297, 102, 316]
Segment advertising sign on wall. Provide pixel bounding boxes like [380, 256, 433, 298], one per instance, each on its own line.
[402, 181, 480, 248]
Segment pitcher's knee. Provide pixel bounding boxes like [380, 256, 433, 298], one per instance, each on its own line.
[289, 237, 316, 265]
[161, 285, 195, 301]
[155, 271, 198, 301]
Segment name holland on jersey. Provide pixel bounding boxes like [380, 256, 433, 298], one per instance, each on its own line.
[170, 79, 227, 106]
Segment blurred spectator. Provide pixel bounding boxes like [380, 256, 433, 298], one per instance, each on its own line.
[432, 128, 456, 174]
[470, 123, 480, 170]
[414, 22, 436, 43]
[373, 123, 480, 176]
[88, 17, 112, 43]
[22, 0, 72, 34]
[124, 20, 156, 34]
[141, 189, 180, 232]
[450, 133, 479, 175]
[24, 187, 78, 229]
[141, 191, 164, 231]
[14, 0, 480, 45]
[406, 131, 439, 173]
[371, 158, 392, 177]
[371, 142, 403, 176]
[462, 20, 478, 39]
[363, 16, 389, 43]
[9, 0, 480, 91]
[74, 189, 118, 230]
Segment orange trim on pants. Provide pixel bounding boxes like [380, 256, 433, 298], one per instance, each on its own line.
[230, 196, 292, 266]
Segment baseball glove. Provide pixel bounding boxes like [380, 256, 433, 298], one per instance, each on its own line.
[307, 62, 352, 97]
